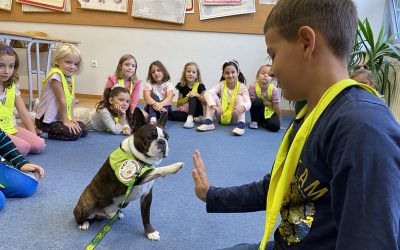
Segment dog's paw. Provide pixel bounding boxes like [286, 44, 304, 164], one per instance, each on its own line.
[118, 211, 124, 220]
[146, 231, 160, 241]
[167, 162, 184, 174]
[79, 221, 90, 230]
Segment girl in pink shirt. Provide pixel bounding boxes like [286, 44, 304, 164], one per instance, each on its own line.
[103, 54, 141, 114]
[248, 65, 282, 132]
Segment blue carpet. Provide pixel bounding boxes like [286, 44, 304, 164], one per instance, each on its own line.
[0, 114, 293, 250]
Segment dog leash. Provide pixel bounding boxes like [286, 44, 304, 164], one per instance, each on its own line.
[85, 181, 135, 250]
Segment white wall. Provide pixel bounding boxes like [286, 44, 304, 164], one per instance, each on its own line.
[0, 0, 385, 111]
[354, 0, 386, 35]
[1, 21, 270, 104]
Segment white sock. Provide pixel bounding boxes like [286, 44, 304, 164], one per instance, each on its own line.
[186, 115, 193, 123]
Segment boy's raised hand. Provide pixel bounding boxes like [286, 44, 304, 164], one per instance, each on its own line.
[192, 150, 210, 202]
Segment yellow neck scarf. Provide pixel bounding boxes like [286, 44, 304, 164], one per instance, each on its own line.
[255, 81, 275, 119]
[259, 79, 377, 250]
[177, 81, 200, 104]
[221, 80, 239, 125]
[118, 79, 133, 94]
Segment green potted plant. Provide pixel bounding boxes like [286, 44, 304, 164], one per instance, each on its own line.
[348, 18, 400, 106]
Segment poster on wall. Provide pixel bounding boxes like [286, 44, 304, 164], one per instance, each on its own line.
[186, 0, 194, 13]
[203, 0, 242, 5]
[132, 0, 186, 24]
[16, 0, 66, 11]
[259, 0, 276, 4]
[77, 0, 128, 13]
[199, 0, 255, 20]
[0, 0, 12, 11]
[22, 0, 71, 12]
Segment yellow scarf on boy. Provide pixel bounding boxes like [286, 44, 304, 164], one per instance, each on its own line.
[259, 79, 378, 250]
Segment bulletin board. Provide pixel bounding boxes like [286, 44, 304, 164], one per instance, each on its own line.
[0, 0, 273, 35]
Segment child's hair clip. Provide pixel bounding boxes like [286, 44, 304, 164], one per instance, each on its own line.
[224, 59, 240, 70]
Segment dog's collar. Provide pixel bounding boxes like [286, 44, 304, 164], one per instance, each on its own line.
[126, 136, 155, 162]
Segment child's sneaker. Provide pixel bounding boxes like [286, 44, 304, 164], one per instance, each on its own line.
[193, 116, 205, 123]
[232, 127, 245, 136]
[183, 121, 194, 129]
[196, 124, 215, 132]
[249, 121, 258, 129]
[37, 131, 48, 139]
[149, 117, 157, 125]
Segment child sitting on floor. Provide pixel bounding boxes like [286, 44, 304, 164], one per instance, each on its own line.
[197, 60, 251, 136]
[169, 62, 207, 128]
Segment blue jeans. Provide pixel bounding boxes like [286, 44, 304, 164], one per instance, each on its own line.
[0, 162, 38, 210]
[144, 93, 172, 120]
[219, 241, 274, 250]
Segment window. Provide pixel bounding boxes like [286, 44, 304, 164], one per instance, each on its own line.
[386, 0, 400, 38]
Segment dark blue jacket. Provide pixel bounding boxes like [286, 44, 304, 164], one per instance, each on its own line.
[206, 87, 400, 250]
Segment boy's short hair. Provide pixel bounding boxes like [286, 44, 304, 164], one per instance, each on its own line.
[264, 0, 357, 60]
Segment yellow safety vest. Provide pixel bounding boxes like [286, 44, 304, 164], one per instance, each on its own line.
[259, 79, 378, 250]
[256, 82, 275, 119]
[42, 68, 74, 121]
[117, 79, 133, 95]
[177, 82, 200, 104]
[0, 84, 17, 134]
[220, 81, 239, 125]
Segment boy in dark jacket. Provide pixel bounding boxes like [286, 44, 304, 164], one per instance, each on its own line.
[192, 0, 400, 249]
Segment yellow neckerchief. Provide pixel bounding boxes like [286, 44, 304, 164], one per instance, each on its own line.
[177, 81, 200, 104]
[256, 81, 275, 119]
[117, 78, 133, 94]
[106, 115, 119, 133]
[42, 68, 75, 121]
[0, 84, 17, 134]
[221, 80, 239, 125]
[259, 79, 378, 250]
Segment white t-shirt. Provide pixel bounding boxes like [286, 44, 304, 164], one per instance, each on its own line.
[87, 108, 129, 134]
[143, 81, 174, 101]
[35, 73, 68, 123]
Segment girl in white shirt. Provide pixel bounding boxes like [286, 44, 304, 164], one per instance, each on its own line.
[35, 44, 88, 141]
[143, 60, 174, 125]
[197, 60, 251, 136]
[87, 86, 131, 135]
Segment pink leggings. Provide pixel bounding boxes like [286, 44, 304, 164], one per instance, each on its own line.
[7, 127, 46, 156]
[204, 93, 246, 124]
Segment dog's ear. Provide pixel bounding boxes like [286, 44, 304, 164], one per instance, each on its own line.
[130, 107, 147, 133]
[157, 111, 168, 129]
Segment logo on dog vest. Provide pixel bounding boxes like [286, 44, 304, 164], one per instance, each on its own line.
[118, 160, 142, 182]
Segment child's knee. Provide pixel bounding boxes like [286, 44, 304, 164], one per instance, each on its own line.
[68, 132, 83, 141]
[16, 180, 38, 198]
[30, 138, 46, 154]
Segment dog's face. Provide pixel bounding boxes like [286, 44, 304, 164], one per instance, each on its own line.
[127, 108, 169, 165]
